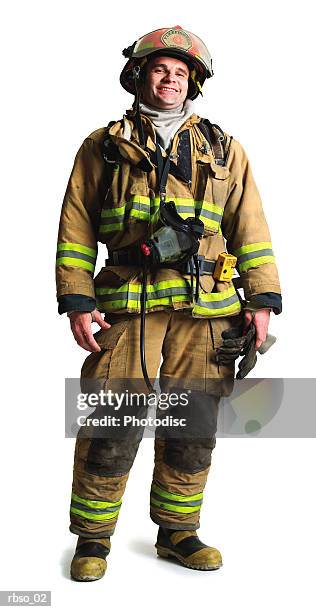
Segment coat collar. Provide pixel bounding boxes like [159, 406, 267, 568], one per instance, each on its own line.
[108, 107, 216, 166]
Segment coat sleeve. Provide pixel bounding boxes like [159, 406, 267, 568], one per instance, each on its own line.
[56, 135, 107, 313]
[221, 139, 282, 312]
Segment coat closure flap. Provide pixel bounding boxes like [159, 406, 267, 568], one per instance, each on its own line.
[108, 119, 155, 168]
[209, 161, 230, 180]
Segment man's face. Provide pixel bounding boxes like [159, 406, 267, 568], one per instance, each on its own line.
[141, 55, 190, 109]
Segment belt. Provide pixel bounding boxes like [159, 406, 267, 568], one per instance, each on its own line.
[105, 248, 216, 275]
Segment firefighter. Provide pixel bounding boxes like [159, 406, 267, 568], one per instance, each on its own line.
[56, 26, 282, 580]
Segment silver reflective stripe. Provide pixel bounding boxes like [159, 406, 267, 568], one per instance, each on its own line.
[150, 492, 202, 508]
[197, 292, 239, 309]
[71, 501, 121, 514]
[174, 205, 195, 214]
[237, 248, 274, 265]
[199, 209, 222, 223]
[96, 287, 239, 309]
[96, 286, 192, 302]
[100, 213, 125, 223]
[56, 250, 96, 264]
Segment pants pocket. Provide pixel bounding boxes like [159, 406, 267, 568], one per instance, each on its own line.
[80, 319, 130, 394]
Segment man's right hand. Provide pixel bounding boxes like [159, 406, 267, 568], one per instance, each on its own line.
[68, 309, 111, 352]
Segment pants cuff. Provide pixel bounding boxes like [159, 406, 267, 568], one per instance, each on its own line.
[150, 512, 200, 531]
[69, 525, 116, 538]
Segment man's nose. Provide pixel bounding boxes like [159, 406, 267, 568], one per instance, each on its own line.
[162, 72, 176, 82]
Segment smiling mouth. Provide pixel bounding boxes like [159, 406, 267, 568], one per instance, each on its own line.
[157, 87, 178, 93]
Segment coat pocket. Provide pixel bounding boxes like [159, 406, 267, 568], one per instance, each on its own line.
[94, 266, 140, 313]
[209, 161, 230, 205]
[194, 162, 229, 237]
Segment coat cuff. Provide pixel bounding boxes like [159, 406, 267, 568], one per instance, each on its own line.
[58, 294, 96, 314]
[245, 292, 282, 315]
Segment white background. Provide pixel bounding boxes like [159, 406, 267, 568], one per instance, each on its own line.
[1, 0, 316, 610]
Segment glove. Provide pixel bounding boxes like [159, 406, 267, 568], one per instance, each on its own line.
[215, 322, 257, 379]
[236, 323, 257, 379]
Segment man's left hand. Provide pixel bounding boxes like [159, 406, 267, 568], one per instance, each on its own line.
[243, 308, 271, 350]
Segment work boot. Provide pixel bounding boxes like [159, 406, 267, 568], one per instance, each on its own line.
[70, 536, 111, 581]
[155, 527, 222, 570]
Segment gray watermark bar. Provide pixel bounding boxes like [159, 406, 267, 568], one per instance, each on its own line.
[64, 378, 316, 438]
[0, 591, 51, 606]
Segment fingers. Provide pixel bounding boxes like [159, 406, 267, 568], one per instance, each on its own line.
[68, 311, 102, 352]
[92, 309, 111, 330]
[74, 327, 101, 352]
[252, 309, 270, 350]
[243, 310, 253, 333]
[72, 323, 102, 352]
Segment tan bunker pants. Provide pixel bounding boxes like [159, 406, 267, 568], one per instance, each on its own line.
[69, 310, 239, 538]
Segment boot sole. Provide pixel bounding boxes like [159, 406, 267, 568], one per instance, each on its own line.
[156, 545, 222, 571]
[70, 571, 106, 582]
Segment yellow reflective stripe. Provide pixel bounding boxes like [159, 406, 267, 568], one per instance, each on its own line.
[198, 217, 220, 232]
[56, 257, 94, 272]
[71, 492, 122, 509]
[130, 195, 151, 205]
[96, 279, 192, 297]
[234, 242, 272, 256]
[100, 198, 151, 218]
[150, 498, 201, 514]
[193, 286, 241, 316]
[196, 286, 235, 302]
[95, 280, 240, 298]
[98, 198, 223, 232]
[130, 279, 190, 292]
[96, 296, 189, 310]
[197, 201, 223, 215]
[238, 255, 275, 272]
[57, 242, 96, 257]
[193, 301, 241, 317]
[70, 507, 120, 521]
[96, 284, 129, 296]
[100, 205, 126, 218]
[99, 223, 124, 232]
[173, 198, 195, 207]
[151, 483, 203, 502]
[129, 209, 150, 220]
[127, 296, 188, 308]
[96, 279, 242, 316]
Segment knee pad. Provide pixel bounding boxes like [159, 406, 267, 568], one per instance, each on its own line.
[85, 438, 141, 477]
[163, 436, 217, 473]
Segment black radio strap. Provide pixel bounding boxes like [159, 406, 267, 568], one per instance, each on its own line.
[156, 143, 172, 200]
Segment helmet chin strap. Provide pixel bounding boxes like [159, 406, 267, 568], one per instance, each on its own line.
[131, 65, 146, 149]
